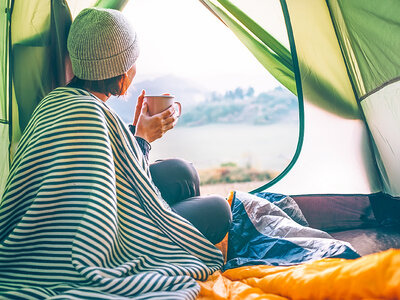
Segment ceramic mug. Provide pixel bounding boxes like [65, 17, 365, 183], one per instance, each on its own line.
[144, 95, 182, 117]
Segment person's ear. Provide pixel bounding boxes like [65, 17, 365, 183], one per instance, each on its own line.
[119, 72, 130, 96]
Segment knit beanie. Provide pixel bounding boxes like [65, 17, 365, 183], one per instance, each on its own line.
[67, 7, 139, 81]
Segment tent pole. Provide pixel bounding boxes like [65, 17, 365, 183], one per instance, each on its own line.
[6, 0, 12, 167]
[251, 0, 305, 193]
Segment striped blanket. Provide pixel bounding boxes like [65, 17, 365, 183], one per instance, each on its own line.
[0, 87, 223, 299]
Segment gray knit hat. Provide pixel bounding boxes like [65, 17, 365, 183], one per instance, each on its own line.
[67, 7, 139, 81]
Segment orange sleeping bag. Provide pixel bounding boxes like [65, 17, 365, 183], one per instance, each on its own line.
[198, 248, 400, 299]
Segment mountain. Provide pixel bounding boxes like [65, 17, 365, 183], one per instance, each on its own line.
[107, 75, 298, 126]
[178, 86, 298, 126]
[107, 74, 209, 123]
[129, 74, 207, 102]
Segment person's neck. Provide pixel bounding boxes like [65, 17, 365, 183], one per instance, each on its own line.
[90, 91, 110, 102]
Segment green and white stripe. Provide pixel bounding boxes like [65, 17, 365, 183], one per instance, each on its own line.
[0, 87, 223, 299]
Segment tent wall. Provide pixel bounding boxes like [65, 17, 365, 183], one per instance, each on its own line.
[267, 102, 381, 195]
[2, 0, 396, 198]
[362, 82, 400, 196]
[67, 0, 129, 18]
[0, 126, 8, 196]
[327, 0, 400, 198]
[10, 0, 72, 157]
[327, 0, 400, 99]
[267, 0, 381, 195]
[282, 0, 359, 119]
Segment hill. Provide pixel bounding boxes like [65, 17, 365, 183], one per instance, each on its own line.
[107, 75, 298, 126]
[178, 86, 298, 126]
[107, 74, 207, 123]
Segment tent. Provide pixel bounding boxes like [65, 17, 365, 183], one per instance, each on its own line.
[199, 0, 400, 257]
[0, 0, 399, 298]
[3, 0, 399, 226]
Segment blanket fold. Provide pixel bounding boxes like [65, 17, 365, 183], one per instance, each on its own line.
[0, 87, 223, 299]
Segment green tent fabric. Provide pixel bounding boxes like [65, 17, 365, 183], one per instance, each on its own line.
[206, 0, 399, 197]
[68, 0, 128, 18]
[11, 0, 70, 135]
[327, 0, 400, 99]
[199, 0, 296, 96]
[198, 0, 305, 193]
[284, 0, 359, 119]
[200, 0, 360, 119]
[7, 0, 72, 198]
[0, 0, 400, 298]
[326, 0, 400, 196]
[2, 0, 399, 197]
[196, 0, 371, 193]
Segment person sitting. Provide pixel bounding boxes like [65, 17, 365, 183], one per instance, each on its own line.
[66, 10, 232, 245]
[0, 7, 230, 299]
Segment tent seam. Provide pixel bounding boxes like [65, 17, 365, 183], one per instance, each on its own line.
[359, 76, 400, 102]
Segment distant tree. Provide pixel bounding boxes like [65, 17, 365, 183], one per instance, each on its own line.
[256, 92, 273, 103]
[234, 87, 244, 99]
[176, 85, 297, 127]
[246, 87, 255, 98]
[210, 91, 222, 102]
[225, 90, 235, 100]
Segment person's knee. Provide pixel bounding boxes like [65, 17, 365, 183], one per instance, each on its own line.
[169, 158, 199, 182]
[150, 158, 200, 203]
[200, 195, 232, 244]
[151, 158, 198, 182]
[212, 195, 232, 240]
[210, 195, 231, 217]
[171, 194, 232, 244]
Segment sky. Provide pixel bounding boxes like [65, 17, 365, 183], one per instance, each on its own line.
[122, 0, 289, 93]
[117, 1, 373, 195]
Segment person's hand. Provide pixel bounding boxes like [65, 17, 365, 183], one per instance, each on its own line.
[135, 101, 178, 143]
[133, 90, 145, 126]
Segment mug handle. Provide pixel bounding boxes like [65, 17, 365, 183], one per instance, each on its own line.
[173, 102, 182, 117]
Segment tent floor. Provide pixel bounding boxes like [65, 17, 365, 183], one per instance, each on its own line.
[291, 193, 400, 256]
[330, 226, 400, 256]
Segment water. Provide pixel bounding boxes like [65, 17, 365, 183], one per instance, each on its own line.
[149, 123, 299, 173]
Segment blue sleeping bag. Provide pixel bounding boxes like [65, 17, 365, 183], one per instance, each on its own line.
[224, 191, 359, 270]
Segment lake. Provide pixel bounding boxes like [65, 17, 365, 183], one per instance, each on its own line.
[149, 122, 298, 185]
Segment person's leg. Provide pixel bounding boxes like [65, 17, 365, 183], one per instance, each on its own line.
[149, 158, 200, 205]
[171, 195, 232, 244]
[149, 158, 232, 244]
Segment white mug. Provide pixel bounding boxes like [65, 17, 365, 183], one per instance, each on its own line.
[144, 95, 182, 117]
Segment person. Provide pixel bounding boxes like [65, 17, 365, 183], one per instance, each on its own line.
[66, 10, 232, 245]
[0, 7, 230, 299]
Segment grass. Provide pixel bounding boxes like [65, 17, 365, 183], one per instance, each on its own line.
[198, 162, 272, 185]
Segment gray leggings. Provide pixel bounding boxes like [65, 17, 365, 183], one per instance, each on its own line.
[150, 158, 232, 244]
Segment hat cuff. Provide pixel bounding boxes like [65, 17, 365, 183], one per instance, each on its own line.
[70, 40, 139, 81]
